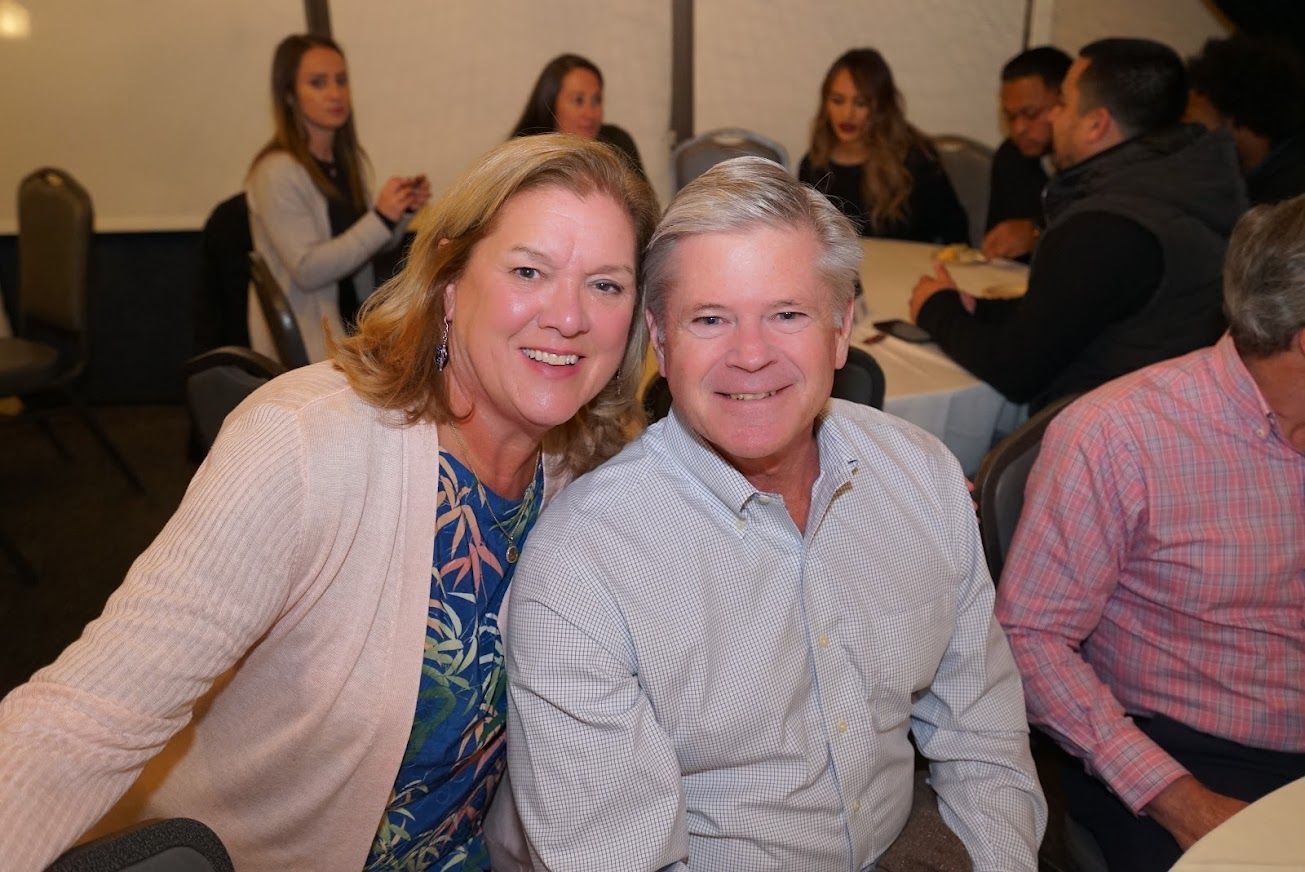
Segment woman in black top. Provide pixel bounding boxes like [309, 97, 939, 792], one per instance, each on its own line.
[799, 48, 968, 243]
[511, 54, 644, 175]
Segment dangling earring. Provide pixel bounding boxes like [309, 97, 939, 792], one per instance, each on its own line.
[434, 318, 450, 371]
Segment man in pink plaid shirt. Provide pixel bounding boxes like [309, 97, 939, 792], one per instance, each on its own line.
[996, 193, 1305, 872]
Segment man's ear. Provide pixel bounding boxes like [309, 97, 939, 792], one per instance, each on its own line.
[1086, 106, 1116, 146]
[644, 308, 668, 376]
[833, 298, 855, 369]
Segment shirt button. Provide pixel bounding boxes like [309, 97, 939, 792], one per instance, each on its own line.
[817, 634, 831, 648]
[852, 801, 862, 814]
[756, 494, 771, 505]
[837, 719, 848, 734]
[734, 516, 747, 531]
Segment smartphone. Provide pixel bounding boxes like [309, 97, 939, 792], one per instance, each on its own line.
[872, 319, 932, 343]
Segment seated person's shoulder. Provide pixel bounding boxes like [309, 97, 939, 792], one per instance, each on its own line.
[222, 363, 391, 459]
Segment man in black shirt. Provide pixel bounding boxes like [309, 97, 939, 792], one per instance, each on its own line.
[983, 47, 1072, 260]
[1187, 34, 1305, 206]
[909, 38, 1246, 412]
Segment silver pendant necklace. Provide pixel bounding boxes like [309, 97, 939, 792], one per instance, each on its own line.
[444, 425, 540, 564]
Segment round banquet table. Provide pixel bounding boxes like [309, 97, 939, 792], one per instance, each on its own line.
[854, 239, 1029, 476]
[1171, 776, 1305, 871]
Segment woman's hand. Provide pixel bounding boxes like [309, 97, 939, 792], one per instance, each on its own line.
[375, 176, 416, 222]
[406, 174, 432, 212]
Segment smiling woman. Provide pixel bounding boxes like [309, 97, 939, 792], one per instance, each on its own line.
[0, 134, 659, 872]
[510, 53, 645, 176]
[798, 48, 969, 243]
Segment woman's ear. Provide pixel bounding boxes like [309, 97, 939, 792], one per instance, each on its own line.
[439, 239, 455, 320]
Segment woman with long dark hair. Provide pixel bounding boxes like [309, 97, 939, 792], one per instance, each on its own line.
[246, 34, 431, 363]
[512, 53, 643, 175]
[799, 48, 968, 243]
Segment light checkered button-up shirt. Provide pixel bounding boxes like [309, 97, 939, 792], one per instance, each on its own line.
[996, 334, 1305, 814]
[506, 400, 1045, 871]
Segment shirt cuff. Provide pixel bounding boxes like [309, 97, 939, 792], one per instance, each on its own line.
[373, 208, 397, 231]
[1089, 719, 1190, 813]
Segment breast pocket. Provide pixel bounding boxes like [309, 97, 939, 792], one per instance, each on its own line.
[863, 595, 953, 732]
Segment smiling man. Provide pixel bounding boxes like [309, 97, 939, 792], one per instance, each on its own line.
[504, 157, 1046, 872]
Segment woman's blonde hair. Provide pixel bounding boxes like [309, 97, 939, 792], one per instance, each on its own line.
[807, 48, 933, 233]
[331, 134, 659, 477]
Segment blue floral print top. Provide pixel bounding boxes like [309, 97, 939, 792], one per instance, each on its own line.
[365, 451, 542, 871]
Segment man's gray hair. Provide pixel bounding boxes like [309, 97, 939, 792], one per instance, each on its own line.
[643, 157, 862, 326]
[1223, 193, 1305, 357]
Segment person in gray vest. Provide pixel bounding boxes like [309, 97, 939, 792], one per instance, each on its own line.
[908, 38, 1246, 411]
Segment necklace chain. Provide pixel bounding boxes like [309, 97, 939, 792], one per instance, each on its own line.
[443, 425, 540, 563]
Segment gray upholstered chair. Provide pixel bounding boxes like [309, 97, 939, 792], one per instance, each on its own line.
[972, 391, 1079, 583]
[248, 251, 310, 369]
[0, 167, 144, 495]
[45, 818, 233, 872]
[932, 135, 995, 247]
[183, 345, 284, 456]
[672, 128, 789, 191]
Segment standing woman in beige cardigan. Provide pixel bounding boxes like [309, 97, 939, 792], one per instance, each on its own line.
[246, 34, 432, 364]
[0, 135, 657, 871]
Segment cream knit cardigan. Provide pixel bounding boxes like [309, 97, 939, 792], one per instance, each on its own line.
[246, 151, 411, 365]
[0, 363, 545, 871]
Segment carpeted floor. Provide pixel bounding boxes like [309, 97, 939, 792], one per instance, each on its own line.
[0, 404, 198, 696]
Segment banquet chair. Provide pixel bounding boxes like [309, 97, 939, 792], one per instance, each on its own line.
[672, 128, 789, 191]
[0, 524, 37, 585]
[183, 345, 284, 456]
[196, 193, 252, 352]
[249, 251, 310, 369]
[972, 392, 1080, 583]
[931, 135, 994, 248]
[45, 818, 233, 872]
[831, 346, 885, 410]
[641, 345, 886, 423]
[0, 167, 145, 494]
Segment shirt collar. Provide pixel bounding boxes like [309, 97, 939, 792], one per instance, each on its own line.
[1210, 333, 1277, 440]
[660, 404, 860, 517]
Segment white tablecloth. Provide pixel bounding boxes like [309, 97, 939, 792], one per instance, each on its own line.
[854, 239, 1027, 475]
[1172, 776, 1305, 871]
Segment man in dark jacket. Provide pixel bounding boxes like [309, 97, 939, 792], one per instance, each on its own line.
[909, 38, 1246, 411]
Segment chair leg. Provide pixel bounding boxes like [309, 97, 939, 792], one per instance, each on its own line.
[70, 398, 146, 494]
[34, 417, 73, 459]
[0, 525, 37, 585]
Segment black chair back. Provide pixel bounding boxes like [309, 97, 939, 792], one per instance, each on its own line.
[197, 193, 252, 350]
[184, 346, 285, 455]
[45, 818, 233, 872]
[249, 251, 310, 369]
[831, 346, 885, 410]
[17, 168, 93, 359]
[972, 393, 1080, 582]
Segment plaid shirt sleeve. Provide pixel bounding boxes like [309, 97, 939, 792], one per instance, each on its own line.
[994, 407, 1189, 813]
